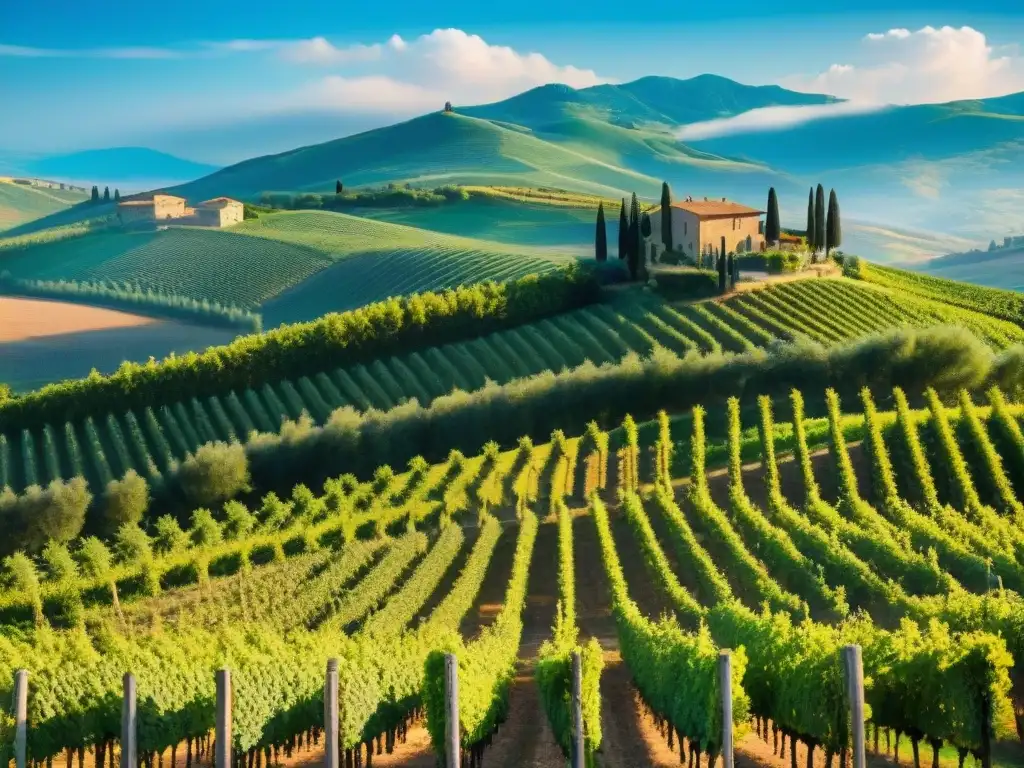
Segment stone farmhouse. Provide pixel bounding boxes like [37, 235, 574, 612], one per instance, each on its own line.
[648, 197, 766, 259]
[117, 194, 243, 228]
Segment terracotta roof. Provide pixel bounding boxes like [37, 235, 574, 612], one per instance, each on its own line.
[672, 199, 764, 218]
[118, 200, 154, 207]
[779, 233, 802, 242]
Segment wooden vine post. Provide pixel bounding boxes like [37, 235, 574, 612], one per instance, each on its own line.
[14, 669, 28, 768]
[843, 645, 865, 768]
[215, 669, 232, 768]
[121, 673, 137, 768]
[571, 651, 584, 768]
[444, 654, 460, 768]
[324, 659, 339, 768]
[720, 650, 734, 768]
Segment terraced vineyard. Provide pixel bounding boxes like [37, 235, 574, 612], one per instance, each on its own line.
[1, 210, 572, 322]
[6, 381, 1024, 768]
[2, 276, 1020, 495]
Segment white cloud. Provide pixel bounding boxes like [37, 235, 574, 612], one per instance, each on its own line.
[2, 28, 607, 115]
[278, 29, 608, 109]
[279, 36, 399, 65]
[0, 43, 181, 58]
[675, 101, 887, 141]
[288, 75, 441, 113]
[783, 25, 1024, 105]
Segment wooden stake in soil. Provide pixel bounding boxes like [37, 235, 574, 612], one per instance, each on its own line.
[843, 645, 866, 768]
[719, 651, 734, 768]
[14, 669, 28, 768]
[571, 651, 584, 768]
[216, 670, 232, 768]
[325, 660, 340, 768]
[121, 674, 137, 768]
[444, 654, 460, 768]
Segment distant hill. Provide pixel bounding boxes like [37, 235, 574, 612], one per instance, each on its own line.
[22, 147, 219, 186]
[912, 244, 1024, 292]
[14, 75, 1024, 268]
[168, 75, 830, 204]
[0, 180, 89, 232]
[461, 74, 837, 129]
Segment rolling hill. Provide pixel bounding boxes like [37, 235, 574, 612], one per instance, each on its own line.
[0, 209, 575, 325]
[0, 180, 89, 232]
[167, 75, 831, 204]
[460, 74, 837, 129]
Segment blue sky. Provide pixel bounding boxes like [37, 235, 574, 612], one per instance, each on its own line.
[3, 0, 1024, 164]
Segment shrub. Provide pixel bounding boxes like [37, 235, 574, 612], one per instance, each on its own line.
[223, 500, 257, 540]
[76, 537, 112, 579]
[153, 515, 190, 555]
[737, 251, 804, 273]
[189, 508, 223, 548]
[0, 478, 91, 554]
[652, 269, 719, 300]
[101, 470, 150, 534]
[113, 524, 153, 566]
[41, 541, 77, 582]
[258, 492, 292, 530]
[176, 442, 250, 506]
[290, 485, 324, 521]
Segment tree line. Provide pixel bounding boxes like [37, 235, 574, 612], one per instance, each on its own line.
[0, 265, 601, 433]
[89, 186, 121, 204]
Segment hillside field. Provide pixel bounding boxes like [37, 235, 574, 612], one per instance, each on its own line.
[4, 275, 1022, 494]
[0, 210, 575, 328]
[0, 181, 89, 231]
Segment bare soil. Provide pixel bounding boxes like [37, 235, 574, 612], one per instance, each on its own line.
[0, 296, 158, 342]
[0, 297, 235, 390]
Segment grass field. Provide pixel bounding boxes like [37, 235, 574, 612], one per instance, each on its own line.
[0, 210, 576, 327]
[0, 181, 89, 231]
[4, 276, 1020, 494]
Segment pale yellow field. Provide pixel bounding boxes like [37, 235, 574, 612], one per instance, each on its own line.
[0, 297, 237, 391]
[0, 296, 157, 342]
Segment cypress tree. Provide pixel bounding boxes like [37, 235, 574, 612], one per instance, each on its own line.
[628, 193, 640, 280]
[636, 209, 648, 281]
[814, 184, 826, 258]
[618, 199, 628, 260]
[335, 180, 343, 195]
[719, 236, 728, 293]
[806, 187, 816, 259]
[732, 253, 740, 287]
[660, 181, 673, 252]
[91, 186, 99, 203]
[595, 202, 608, 262]
[113, 189, 120, 202]
[727, 253, 735, 290]
[765, 187, 781, 246]
[103, 186, 110, 202]
[826, 188, 842, 256]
